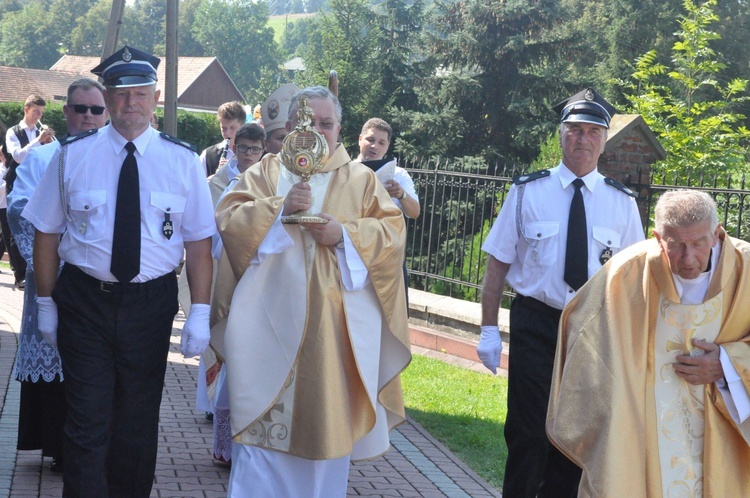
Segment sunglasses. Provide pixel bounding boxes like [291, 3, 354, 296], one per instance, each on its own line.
[70, 104, 106, 115]
[236, 144, 262, 155]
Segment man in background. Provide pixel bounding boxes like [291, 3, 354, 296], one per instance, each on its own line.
[7, 77, 108, 474]
[355, 117, 420, 220]
[260, 83, 299, 155]
[3, 94, 56, 288]
[200, 101, 246, 177]
[479, 88, 645, 496]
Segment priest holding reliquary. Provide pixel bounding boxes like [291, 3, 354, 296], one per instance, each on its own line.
[208, 86, 411, 496]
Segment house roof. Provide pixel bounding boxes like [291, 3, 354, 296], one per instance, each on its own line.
[0, 66, 86, 104]
[50, 55, 244, 110]
[283, 56, 305, 72]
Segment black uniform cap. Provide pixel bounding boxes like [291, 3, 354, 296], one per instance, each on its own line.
[552, 88, 618, 129]
[91, 46, 160, 88]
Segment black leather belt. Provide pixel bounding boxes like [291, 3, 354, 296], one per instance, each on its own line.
[62, 263, 175, 293]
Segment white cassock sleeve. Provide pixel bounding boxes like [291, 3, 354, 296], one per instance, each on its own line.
[717, 346, 750, 423]
[252, 214, 368, 291]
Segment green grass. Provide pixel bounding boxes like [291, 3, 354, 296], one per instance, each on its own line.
[401, 354, 508, 490]
[268, 13, 316, 46]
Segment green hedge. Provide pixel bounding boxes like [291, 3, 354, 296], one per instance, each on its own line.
[0, 102, 221, 153]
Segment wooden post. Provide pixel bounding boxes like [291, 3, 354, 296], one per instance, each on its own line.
[102, 0, 126, 61]
[164, 0, 179, 136]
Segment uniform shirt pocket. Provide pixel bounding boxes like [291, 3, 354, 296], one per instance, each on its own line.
[149, 192, 187, 240]
[592, 226, 622, 264]
[523, 221, 559, 267]
[69, 190, 107, 240]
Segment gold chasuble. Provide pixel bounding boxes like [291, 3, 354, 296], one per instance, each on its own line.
[209, 145, 411, 461]
[547, 229, 750, 497]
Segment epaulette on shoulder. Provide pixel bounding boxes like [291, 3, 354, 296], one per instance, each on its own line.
[604, 177, 638, 198]
[159, 132, 197, 153]
[59, 129, 97, 147]
[513, 169, 550, 185]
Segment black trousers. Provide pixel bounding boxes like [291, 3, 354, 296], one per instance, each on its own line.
[502, 295, 581, 498]
[0, 207, 25, 283]
[54, 264, 178, 498]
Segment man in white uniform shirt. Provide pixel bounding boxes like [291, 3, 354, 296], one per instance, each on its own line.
[23, 46, 215, 497]
[7, 77, 108, 474]
[478, 88, 645, 497]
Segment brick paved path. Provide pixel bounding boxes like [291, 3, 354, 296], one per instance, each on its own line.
[0, 269, 500, 497]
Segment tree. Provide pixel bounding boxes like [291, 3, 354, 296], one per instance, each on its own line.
[192, 0, 280, 98]
[306, 0, 326, 13]
[69, 0, 111, 56]
[618, 0, 750, 181]
[558, 0, 685, 100]
[280, 16, 310, 57]
[301, 0, 383, 143]
[177, 0, 206, 56]
[0, 2, 60, 68]
[372, 0, 426, 113]
[127, 0, 168, 54]
[390, 0, 583, 163]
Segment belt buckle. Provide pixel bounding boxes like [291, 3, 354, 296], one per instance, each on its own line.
[99, 280, 114, 293]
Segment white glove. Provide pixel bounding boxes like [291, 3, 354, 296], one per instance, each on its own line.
[477, 325, 503, 374]
[37, 296, 58, 348]
[181, 303, 210, 358]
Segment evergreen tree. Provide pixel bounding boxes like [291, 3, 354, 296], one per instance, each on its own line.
[391, 0, 579, 163]
[192, 0, 280, 97]
[302, 0, 382, 144]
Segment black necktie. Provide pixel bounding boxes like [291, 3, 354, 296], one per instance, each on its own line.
[111, 142, 141, 283]
[564, 178, 588, 290]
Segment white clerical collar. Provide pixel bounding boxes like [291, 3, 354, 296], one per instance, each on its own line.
[672, 241, 721, 305]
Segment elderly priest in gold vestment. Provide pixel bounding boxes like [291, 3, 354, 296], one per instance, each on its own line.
[208, 86, 411, 496]
[548, 189, 750, 497]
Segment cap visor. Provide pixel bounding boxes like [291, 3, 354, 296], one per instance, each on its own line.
[104, 75, 157, 88]
[562, 114, 609, 129]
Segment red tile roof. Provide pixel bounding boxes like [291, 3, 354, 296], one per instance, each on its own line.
[0, 66, 87, 104]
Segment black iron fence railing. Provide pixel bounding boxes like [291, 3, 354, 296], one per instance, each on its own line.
[402, 158, 750, 304]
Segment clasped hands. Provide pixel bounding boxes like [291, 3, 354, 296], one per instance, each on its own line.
[673, 338, 724, 385]
[283, 182, 343, 245]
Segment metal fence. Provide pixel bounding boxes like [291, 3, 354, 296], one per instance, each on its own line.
[402, 158, 750, 303]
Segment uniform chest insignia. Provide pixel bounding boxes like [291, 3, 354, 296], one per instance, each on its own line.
[163, 208, 173, 240]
